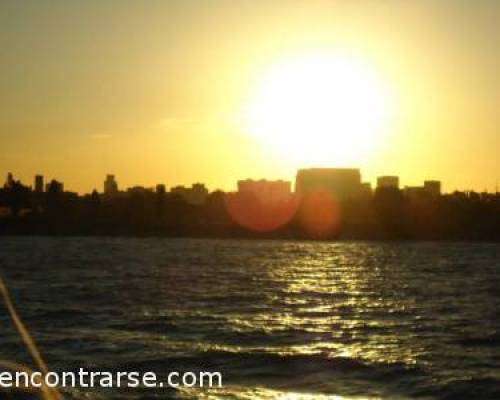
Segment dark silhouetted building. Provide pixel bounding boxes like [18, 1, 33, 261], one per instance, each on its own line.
[127, 186, 154, 194]
[104, 174, 118, 196]
[34, 175, 44, 193]
[404, 180, 441, 201]
[46, 179, 64, 193]
[171, 183, 208, 205]
[424, 180, 441, 197]
[360, 182, 373, 196]
[404, 186, 426, 201]
[295, 168, 361, 199]
[237, 179, 292, 205]
[156, 184, 166, 194]
[377, 176, 399, 189]
[5, 172, 14, 188]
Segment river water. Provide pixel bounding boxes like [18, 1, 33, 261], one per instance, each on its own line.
[0, 237, 499, 399]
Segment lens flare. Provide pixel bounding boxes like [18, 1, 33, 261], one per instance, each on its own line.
[297, 190, 341, 239]
[224, 193, 299, 232]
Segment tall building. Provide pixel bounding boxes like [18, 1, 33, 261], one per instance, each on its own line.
[104, 174, 118, 196]
[377, 176, 399, 189]
[5, 172, 14, 188]
[237, 179, 292, 205]
[295, 168, 361, 199]
[34, 175, 44, 193]
[424, 180, 441, 197]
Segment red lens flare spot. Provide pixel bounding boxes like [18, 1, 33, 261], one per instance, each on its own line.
[224, 193, 299, 232]
[298, 190, 341, 239]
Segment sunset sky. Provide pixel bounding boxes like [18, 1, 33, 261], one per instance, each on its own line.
[1, 0, 498, 193]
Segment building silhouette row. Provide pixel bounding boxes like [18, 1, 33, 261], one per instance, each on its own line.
[3, 169, 446, 204]
[1, 169, 498, 240]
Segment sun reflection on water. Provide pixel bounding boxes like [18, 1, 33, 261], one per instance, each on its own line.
[220, 247, 422, 367]
[179, 385, 380, 400]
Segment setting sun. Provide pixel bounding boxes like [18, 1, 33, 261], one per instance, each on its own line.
[0, 2, 499, 400]
[245, 53, 395, 166]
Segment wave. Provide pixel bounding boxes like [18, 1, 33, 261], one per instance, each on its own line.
[115, 350, 500, 399]
[454, 332, 500, 347]
[432, 377, 500, 400]
[113, 350, 429, 398]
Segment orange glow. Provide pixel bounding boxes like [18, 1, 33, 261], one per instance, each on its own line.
[298, 190, 341, 239]
[224, 193, 299, 232]
[0, 2, 497, 193]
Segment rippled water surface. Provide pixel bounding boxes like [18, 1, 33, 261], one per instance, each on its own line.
[1, 238, 499, 399]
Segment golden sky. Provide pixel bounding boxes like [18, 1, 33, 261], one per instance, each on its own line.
[0, 0, 498, 193]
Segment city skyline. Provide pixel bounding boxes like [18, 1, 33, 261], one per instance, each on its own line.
[5, 167, 494, 197]
[1, 168, 467, 195]
[2, 166, 497, 241]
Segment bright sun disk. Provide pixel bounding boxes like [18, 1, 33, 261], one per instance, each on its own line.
[245, 53, 394, 166]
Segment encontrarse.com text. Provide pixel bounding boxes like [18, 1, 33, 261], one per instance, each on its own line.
[0, 369, 222, 389]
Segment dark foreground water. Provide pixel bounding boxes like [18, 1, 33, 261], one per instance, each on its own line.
[0, 238, 499, 399]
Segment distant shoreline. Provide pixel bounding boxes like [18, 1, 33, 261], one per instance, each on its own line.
[1, 231, 498, 243]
